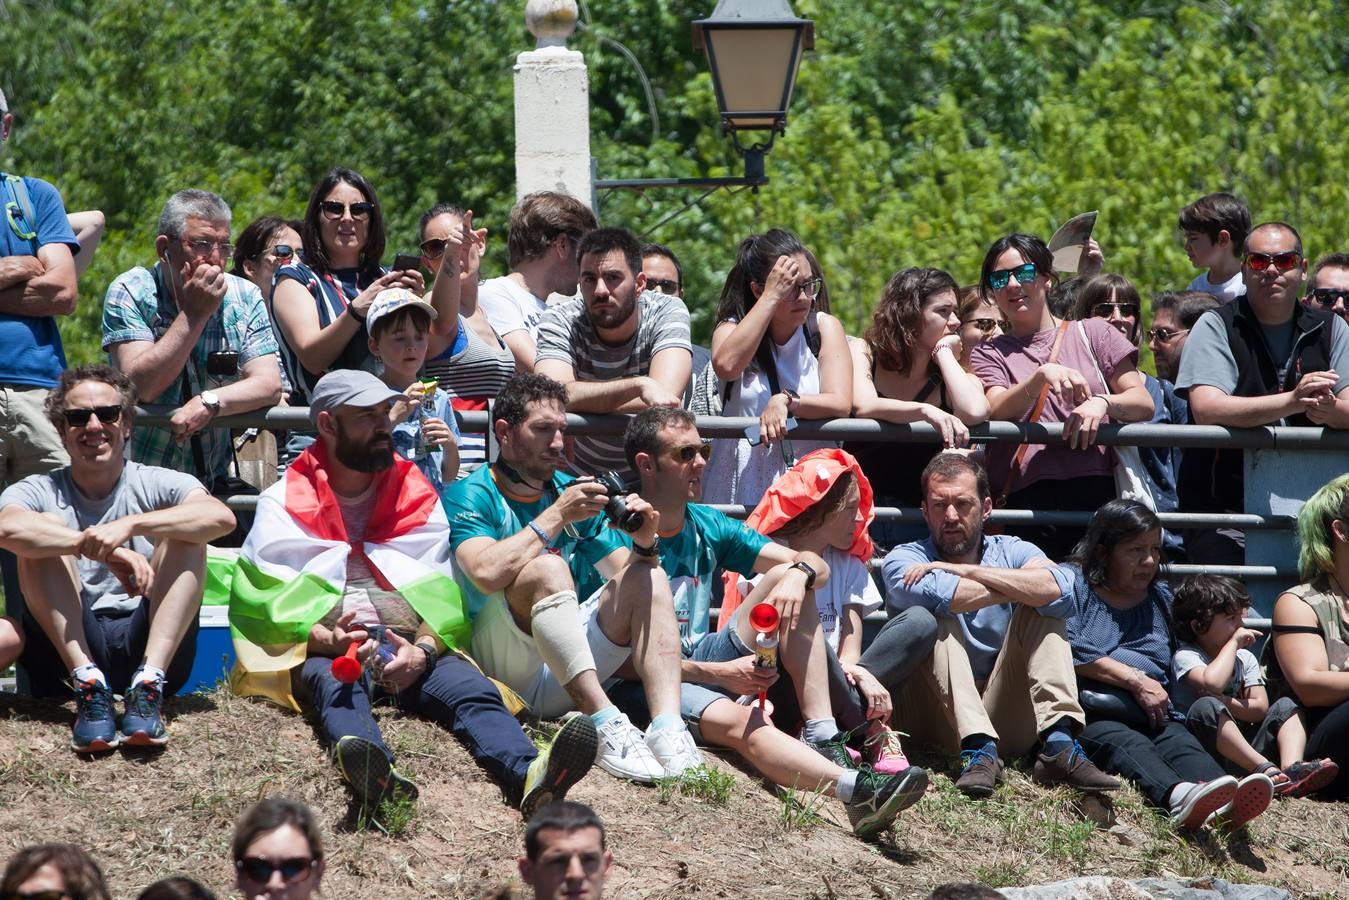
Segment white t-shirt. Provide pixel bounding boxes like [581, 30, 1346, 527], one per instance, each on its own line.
[1186, 270, 1245, 303]
[1170, 641, 1264, 711]
[478, 275, 548, 339]
[739, 545, 882, 654]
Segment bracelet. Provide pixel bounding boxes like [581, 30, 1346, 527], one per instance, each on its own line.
[348, 304, 366, 322]
[1092, 393, 1111, 410]
[631, 537, 660, 558]
[526, 519, 552, 546]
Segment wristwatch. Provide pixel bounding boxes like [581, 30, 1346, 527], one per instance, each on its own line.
[632, 536, 660, 558]
[199, 390, 222, 416]
[415, 642, 438, 669]
[789, 560, 818, 590]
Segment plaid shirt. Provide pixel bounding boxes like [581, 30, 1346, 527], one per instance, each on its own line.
[101, 263, 279, 483]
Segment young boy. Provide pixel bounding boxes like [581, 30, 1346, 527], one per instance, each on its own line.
[1171, 575, 1338, 797]
[1178, 192, 1251, 303]
[366, 288, 460, 492]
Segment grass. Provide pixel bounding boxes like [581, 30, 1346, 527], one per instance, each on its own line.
[655, 765, 734, 806]
[778, 785, 833, 831]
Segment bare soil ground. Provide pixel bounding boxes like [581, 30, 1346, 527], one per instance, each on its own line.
[0, 687, 1345, 899]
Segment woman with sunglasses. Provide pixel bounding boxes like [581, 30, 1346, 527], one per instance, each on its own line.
[844, 267, 989, 549]
[956, 284, 1005, 371]
[970, 234, 1153, 559]
[269, 167, 432, 406]
[232, 798, 324, 900]
[0, 844, 111, 900]
[232, 216, 303, 304]
[418, 203, 515, 477]
[703, 228, 853, 506]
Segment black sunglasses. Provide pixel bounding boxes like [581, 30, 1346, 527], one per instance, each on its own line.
[267, 243, 296, 262]
[1092, 302, 1139, 319]
[646, 277, 680, 295]
[666, 443, 712, 463]
[963, 317, 1001, 334]
[235, 856, 315, 884]
[1308, 287, 1349, 307]
[62, 405, 123, 428]
[1, 892, 76, 900]
[320, 200, 373, 220]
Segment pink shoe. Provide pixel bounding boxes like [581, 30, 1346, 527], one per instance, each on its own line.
[864, 724, 910, 775]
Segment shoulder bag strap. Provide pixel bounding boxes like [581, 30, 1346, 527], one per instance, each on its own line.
[997, 319, 1070, 506]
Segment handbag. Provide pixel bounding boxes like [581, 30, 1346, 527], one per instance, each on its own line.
[1076, 322, 1157, 511]
[996, 320, 1069, 507]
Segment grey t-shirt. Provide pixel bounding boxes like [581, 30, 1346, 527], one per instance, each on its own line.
[1170, 641, 1264, 711]
[536, 290, 692, 482]
[1176, 309, 1349, 407]
[0, 461, 205, 613]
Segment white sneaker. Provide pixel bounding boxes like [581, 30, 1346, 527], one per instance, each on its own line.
[646, 726, 704, 778]
[594, 713, 666, 784]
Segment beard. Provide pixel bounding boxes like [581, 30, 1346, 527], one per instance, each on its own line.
[588, 292, 638, 330]
[934, 522, 982, 559]
[334, 419, 394, 473]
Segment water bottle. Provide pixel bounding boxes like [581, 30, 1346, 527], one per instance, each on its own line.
[411, 379, 438, 459]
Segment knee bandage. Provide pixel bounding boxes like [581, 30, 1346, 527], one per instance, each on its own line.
[530, 590, 597, 685]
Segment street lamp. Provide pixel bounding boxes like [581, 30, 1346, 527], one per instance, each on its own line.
[595, 0, 814, 193]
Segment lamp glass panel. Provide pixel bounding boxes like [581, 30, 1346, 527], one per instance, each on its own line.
[705, 27, 802, 129]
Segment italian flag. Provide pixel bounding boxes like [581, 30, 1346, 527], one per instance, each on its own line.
[229, 441, 468, 710]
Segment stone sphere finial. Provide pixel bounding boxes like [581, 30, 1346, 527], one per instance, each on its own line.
[525, 0, 579, 49]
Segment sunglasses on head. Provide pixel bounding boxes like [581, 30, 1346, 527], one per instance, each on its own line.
[1146, 326, 1188, 342]
[235, 856, 315, 884]
[986, 263, 1037, 291]
[1245, 251, 1300, 272]
[1308, 287, 1349, 307]
[320, 200, 373, 220]
[666, 443, 712, 463]
[962, 317, 1001, 334]
[1092, 302, 1139, 319]
[62, 405, 123, 428]
[419, 237, 449, 260]
[646, 278, 680, 295]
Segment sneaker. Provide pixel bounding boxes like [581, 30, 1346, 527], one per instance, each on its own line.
[1032, 741, 1120, 792]
[801, 733, 861, 770]
[1168, 776, 1237, 829]
[955, 746, 1004, 798]
[120, 680, 169, 747]
[521, 714, 598, 819]
[72, 678, 119, 753]
[333, 735, 419, 811]
[1281, 758, 1340, 798]
[1210, 773, 1274, 831]
[594, 713, 665, 783]
[646, 726, 704, 778]
[862, 724, 911, 775]
[845, 766, 930, 840]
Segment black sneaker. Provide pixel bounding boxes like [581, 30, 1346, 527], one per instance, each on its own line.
[845, 766, 929, 839]
[520, 714, 599, 819]
[334, 736, 419, 811]
[121, 680, 169, 747]
[801, 733, 861, 770]
[72, 678, 119, 753]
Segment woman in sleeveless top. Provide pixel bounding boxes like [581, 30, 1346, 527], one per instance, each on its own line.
[845, 268, 989, 550]
[417, 203, 515, 476]
[1271, 474, 1349, 797]
[703, 229, 853, 506]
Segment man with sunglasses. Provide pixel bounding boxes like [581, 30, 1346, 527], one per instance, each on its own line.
[1177, 222, 1349, 564]
[0, 364, 235, 751]
[101, 190, 282, 540]
[535, 228, 692, 485]
[1303, 252, 1349, 325]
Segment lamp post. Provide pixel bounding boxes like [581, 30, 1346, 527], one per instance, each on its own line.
[595, 0, 814, 193]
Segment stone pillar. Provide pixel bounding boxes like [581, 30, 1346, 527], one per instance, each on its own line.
[515, 1, 593, 207]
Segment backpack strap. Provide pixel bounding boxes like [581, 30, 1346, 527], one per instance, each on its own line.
[2, 172, 39, 253]
[804, 307, 821, 358]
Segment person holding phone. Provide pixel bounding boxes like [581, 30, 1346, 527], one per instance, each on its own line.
[702, 228, 853, 506]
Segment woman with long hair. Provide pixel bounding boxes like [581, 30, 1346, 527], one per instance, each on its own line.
[703, 228, 853, 505]
[231, 215, 303, 304]
[956, 284, 1005, 371]
[1066, 500, 1273, 830]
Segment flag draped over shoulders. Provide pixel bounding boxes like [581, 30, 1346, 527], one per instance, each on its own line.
[229, 441, 468, 709]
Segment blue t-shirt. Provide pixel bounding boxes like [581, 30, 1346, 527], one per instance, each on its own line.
[1065, 566, 1175, 686]
[391, 386, 460, 495]
[442, 465, 625, 618]
[0, 176, 78, 387]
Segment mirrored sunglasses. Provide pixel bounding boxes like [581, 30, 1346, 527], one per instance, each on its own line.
[267, 243, 296, 262]
[1146, 326, 1188, 343]
[1245, 251, 1300, 272]
[986, 263, 1037, 290]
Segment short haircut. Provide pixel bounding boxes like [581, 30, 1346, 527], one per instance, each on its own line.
[231, 215, 303, 278]
[45, 364, 138, 434]
[300, 166, 387, 279]
[920, 452, 990, 503]
[158, 189, 231, 240]
[495, 373, 569, 430]
[1158, 290, 1221, 329]
[641, 242, 683, 285]
[576, 227, 643, 277]
[369, 304, 431, 341]
[1308, 252, 1349, 291]
[231, 797, 325, 864]
[624, 406, 696, 471]
[1178, 192, 1251, 258]
[1243, 220, 1303, 258]
[419, 201, 467, 241]
[524, 801, 607, 862]
[865, 267, 960, 375]
[1172, 574, 1250, 643]
[137, 877, 218, 900]
[506, 191, 597, 268]
[979, 233, 1059, 302]
[1, 844, 111, 900]
[1076, 273, 1142, 344]
[1069, 499, 1162, 587]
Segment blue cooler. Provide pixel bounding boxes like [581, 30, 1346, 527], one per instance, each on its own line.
[179, 547, 239, 694]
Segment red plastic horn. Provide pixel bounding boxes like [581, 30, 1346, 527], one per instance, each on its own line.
[749, 602, 779, 633]
[331, 643, 362, 684]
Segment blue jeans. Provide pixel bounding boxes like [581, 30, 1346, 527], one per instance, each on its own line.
[295, 651, 537, 800]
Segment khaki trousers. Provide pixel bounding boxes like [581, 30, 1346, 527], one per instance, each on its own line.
[894, 604, 1084, 758]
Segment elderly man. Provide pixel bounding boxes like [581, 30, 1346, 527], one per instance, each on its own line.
[101, 189, 281, 527]
[230, 369, 596, 818]
[0, 364, 235, 751]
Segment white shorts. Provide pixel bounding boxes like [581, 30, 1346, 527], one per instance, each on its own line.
[469, 589, 629, 718]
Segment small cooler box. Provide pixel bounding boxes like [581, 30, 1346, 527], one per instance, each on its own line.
[179, 547, 239, 694]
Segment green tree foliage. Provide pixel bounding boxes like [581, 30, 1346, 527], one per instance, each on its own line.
[4, 0, 1349, 363]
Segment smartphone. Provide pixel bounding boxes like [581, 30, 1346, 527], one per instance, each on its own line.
[392, 253, 421, 273]
[744, 417, 798, 446]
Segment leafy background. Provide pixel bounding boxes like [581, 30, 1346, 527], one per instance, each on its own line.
[5, 0, 1348, 364]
